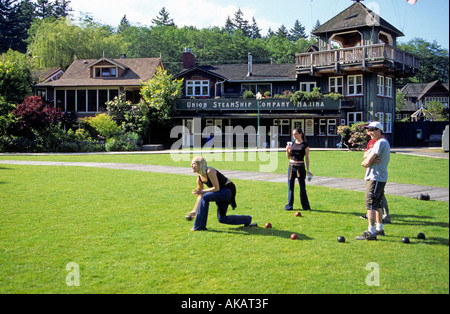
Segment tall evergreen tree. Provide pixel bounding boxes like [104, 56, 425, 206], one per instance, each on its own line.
[232, 8, 250, 37]
[289, 20, 306, 41]
[250, 17, 261, 39]
[35, 0, 53, 19]
[224, 16, 234, 34]
[151, 7, 175, 27]
[118, 14, 131, 33]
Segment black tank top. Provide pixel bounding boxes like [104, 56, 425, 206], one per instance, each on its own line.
[200, 168, 230, 188]
[290, 142, 309, 162]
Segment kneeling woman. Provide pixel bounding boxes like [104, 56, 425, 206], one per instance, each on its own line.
[190, 156, 256, 231]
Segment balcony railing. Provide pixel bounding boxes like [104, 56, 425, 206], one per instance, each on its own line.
[295, 44, 420, 73]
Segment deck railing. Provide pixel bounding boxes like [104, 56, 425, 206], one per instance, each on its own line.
[295, 44, 420, 71]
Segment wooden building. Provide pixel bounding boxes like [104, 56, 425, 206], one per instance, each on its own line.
[36, 55, 163, 117]
[174, 0, 419, 148]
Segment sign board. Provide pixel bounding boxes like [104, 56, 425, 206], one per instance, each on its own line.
[177, 98, 340, 111]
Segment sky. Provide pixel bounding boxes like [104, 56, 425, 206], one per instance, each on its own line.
[67, 0, 449, 49]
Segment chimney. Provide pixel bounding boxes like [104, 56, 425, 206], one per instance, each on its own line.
[182, 48, 196, 70]
[120, 54, 127, 59]
[247, 52, 253, 77]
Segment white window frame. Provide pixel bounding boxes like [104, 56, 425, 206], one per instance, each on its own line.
[347, 75, 363, 96]
[327, 119, 337, 136]
[377, 75, 385, 96]
[300, 82, 317, 93]
[385, 77, 393, 98]
[347, 112, 363, 125]
[329, 76, 343, 94]
[385, 113, 392, 133]
[273, 119, 290, 136]
[186, 80, 209, 97]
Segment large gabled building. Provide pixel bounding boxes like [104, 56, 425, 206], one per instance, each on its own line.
[173, 0, 419, 148]
[36, 55, 163, 117]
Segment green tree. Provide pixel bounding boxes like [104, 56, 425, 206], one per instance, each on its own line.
[0, 49, 32, 104]
[151, 7, 175, 27]
[289, 20, 306, 41]
[28, 17, 128, 69]
[140, 67, 183, 123]
[118, 14, 131, 33]
[424, 100, 448, 121]
[398, 38, 449, 84]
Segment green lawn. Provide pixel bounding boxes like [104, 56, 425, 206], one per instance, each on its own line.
[0, 162, 448, 294]
[0, 150, 448, 187]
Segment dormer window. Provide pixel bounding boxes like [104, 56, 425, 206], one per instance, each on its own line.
[94, 67, 118, 78]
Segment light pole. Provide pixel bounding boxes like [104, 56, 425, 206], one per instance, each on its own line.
[256, 92, 262, 148]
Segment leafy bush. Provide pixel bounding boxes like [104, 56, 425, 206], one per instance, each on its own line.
[105, 132, 142, 152]
[83, 113, 121, 140]
[243, 90, 255, 99]
[338, 123, 370, 150]
[9, 96, 63, 138]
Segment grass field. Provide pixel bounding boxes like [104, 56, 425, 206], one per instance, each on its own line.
[0, 152, 448, 294]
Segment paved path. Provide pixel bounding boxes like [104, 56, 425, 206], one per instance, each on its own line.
[1, 160, 448, 202]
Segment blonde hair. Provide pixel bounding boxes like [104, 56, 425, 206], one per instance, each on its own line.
[192, 156, 208, 176]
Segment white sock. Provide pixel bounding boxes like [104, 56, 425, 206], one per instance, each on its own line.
[376, 223, 383, 231]
[369, 226, 376, 235]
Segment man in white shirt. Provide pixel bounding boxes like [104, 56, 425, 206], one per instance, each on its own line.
[356, 122, 390, 240]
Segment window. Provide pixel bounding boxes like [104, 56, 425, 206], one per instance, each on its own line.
[300, 82, 316, 93]
[318, 119, 337, 136]
[329, 77, 343, 94]
[242, 83, 272, 95]
[273, 119, 290, 135]
[77, 90, 87, 112]
[98, 90, 108, 111]
[347, 75, 363, 96]
[348, 112, 363, 125]
[319, 119, 327, 136]
[66, 90, 76, 111]
[328, 119, 337, 136]
[385, 113, 392, 133]
[377, 75, 384, 96]
[385, 77, 393, 98]
[377, 112, 385, 131]
[187, 80, 209, 97]
[94, 67, 118, 78]
[88, 90, 97, 112]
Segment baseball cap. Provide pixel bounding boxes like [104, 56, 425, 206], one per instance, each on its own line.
[365, 121, 384, 132]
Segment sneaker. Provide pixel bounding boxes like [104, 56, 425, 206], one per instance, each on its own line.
[360, 214, 368, 220]
[355, 231, 377, 240]
[245, 223, 258, 227]
[382, 216, 391, 224]
[375, 230, 385, 236]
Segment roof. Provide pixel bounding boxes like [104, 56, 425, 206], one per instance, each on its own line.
[401, 81, 450, 100]
[32, 68, 64, 83]
[38, 57, 163, 87]
[175, 63, 297, 82]
[312, 2, 404, 37]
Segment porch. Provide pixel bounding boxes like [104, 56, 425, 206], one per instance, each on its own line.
[295, 44, 420, 76]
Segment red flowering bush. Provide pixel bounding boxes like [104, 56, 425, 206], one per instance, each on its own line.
[10, 96, 64, 137]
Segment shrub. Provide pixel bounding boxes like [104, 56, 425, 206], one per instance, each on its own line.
[338, 123, 370, 150]
[243, 90, 255, 99]
[84, 113, 121, 139]
[10, 96, 63, 138]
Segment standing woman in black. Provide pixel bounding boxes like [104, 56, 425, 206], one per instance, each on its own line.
[285, 128, 312, 211]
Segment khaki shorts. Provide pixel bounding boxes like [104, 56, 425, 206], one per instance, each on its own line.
[365, 180, 386, 210]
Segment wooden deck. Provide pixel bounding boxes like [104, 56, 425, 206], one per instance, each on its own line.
[296, 44, 420, 76]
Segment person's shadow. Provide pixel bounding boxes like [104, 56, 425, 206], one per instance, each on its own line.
[208, 226, 313, 241]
